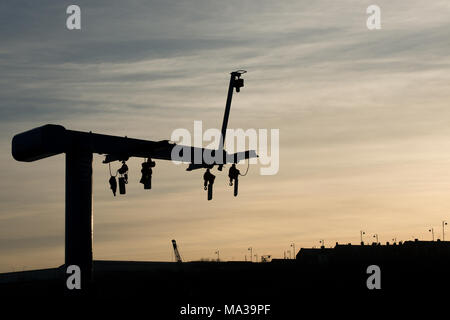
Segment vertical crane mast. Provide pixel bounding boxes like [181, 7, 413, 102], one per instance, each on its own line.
[218, 70, 246, 170]
[172, 239, 182, 263]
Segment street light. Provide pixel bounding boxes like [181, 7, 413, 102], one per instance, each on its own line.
[290, 243, 296, 259]
[443, 221, 448, 241]
[392, 238, 397, 243]
[248, 247, 253, 262]
[254, 254, 258, 262]
[373, 234, 379, 244]
[319, 239, 325, 248]
[215, 250, 220, 262]
[360, 230, 365, 244]
[429, 228, 434, 241]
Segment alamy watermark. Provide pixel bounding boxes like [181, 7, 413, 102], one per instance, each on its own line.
[366, 264, 381, 289]
[171, 121, 279, 175]
[367, 5, 381, 30]
[66, 5, 81, 30]
[66, 5, 382, 31]
[66, 265, 81, 290]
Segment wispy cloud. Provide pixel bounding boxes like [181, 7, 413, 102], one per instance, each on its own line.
[1, 0, 450, 271]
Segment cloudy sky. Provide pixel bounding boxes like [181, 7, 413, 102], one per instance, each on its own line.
[1, 0, 450, 272]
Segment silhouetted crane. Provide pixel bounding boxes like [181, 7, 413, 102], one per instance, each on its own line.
[172, 239, 182, 263]
[11, 71, 257, 294]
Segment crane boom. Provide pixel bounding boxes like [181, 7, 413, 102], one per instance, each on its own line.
[172, 239, 182, 263]
[217, 70, 246, 171]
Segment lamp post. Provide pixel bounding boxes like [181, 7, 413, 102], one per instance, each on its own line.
[319, 239, 325, 248]
[254, 254, 258, 262]
[443, 221, 447, 241]
[373, 234, 378, 244]
[290, 243, 296, 259]
[215, 250, 220, 262]
[429, 228, 434, 241]
[360, 230, 365, 244]
[248, 247, 253, 262]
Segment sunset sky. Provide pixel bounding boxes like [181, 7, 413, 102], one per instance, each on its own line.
[1, 0, 450, 272]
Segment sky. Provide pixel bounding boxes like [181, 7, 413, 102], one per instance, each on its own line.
[1, 0, 450, 272]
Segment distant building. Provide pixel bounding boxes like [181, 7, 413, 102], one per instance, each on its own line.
[296, 239, 450, 265]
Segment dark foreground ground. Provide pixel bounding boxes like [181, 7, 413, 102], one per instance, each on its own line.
[1, 251, 449, 317]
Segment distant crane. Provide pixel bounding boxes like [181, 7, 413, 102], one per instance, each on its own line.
[172, 239, 182, 263]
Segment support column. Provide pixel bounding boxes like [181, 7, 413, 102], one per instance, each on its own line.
[65, 150, 93, 293]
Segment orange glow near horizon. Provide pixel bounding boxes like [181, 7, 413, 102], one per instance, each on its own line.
[2, 1, 450, 272]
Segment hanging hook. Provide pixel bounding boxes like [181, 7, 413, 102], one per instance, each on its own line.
[108, 162, 118, 196]
[117, 161, 129, 194]
[228, 164, 240, 197]
[203, 168, 216, 200]
[140, 158, 155, 190]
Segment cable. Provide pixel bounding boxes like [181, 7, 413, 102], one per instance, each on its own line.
[239, 159, 250, 176]
[108, 162, 117, 177]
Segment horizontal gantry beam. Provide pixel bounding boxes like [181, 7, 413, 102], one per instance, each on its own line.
[12, 124, 257, 168]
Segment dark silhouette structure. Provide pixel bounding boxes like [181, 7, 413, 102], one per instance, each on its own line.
[171, 240, 182, 263]
[296, 239, 450, 262]
[10, 71, 257, 294]
[203, 168, 216, 200]
[139, 158, 155, 190]
[1, 240, 449, 314]
[228, 163, 240, 196]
